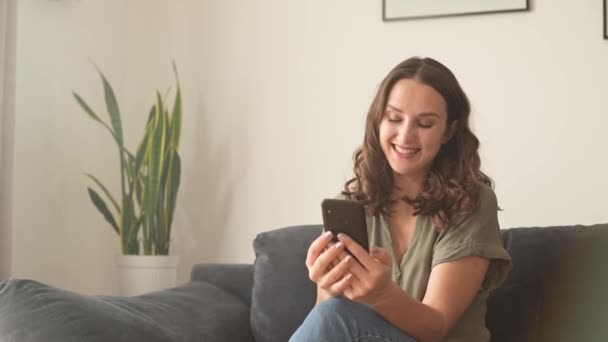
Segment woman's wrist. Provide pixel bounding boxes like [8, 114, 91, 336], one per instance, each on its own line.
[315, 286, 335, 305]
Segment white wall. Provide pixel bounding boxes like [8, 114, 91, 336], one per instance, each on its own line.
[13, 0, 608, 295]
[12, 0, 177, 294]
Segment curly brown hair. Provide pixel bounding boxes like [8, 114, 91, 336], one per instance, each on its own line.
[343, 57, 494, 230]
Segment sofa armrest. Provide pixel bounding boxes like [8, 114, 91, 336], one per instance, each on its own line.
[0, 278, 255, 342]
[190, 263, 254, 306]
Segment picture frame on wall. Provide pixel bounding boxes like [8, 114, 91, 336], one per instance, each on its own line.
[604, 0, 607, 39]
[383, 0, 530, 21]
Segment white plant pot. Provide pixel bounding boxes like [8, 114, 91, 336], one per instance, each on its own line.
[116, 255, 180, 296]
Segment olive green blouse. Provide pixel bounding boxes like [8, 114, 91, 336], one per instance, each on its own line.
[351, 185, 512, 341]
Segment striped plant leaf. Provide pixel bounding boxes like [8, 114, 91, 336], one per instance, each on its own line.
[95, 67, 124, 146]
[164, 150, 181, 254]
[170, 62, 182, 150]
[73, 92, 118, 144]
[85, 174, 119, 214]
[87, 188, 119, 234]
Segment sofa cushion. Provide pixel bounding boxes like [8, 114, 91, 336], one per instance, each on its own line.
[0, 279, 254, 342]
[251, 225, 320, 342]
[487, 224, 608, 342]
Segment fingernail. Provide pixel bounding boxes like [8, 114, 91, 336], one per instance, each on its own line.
[324, 231, 332, 238]
[335, 242, 344, 249]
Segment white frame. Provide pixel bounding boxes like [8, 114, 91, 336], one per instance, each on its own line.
[383, 0, 530, 21]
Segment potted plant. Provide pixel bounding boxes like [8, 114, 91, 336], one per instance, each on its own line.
[73, 63, 183, 296]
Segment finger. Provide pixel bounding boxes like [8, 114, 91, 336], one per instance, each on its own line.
[337, 233, 373, 271]
[322, 241, 334, 255]
[317, 241, 346, 270]
[328, 272, 353, 294]
[328, 249, 350, 269]
[309, 241, 346, 281]
[343, 283, 358, 301]
[306, 231, 333, 268]
[318, 255, 353, 288]
[345, 256, 368, 283]
[370, 246, 392, 267]
[332, 248, 349, 261]
[321, 240, 349, 271]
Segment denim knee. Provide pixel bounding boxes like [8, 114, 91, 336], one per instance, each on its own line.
[290, 296, 417, 342]
[307, 296, 373, 333]
[290, 296, 359, 341]
[313, 296, 371, 321]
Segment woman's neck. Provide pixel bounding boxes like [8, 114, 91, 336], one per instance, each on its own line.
[392, 173, 426, 200]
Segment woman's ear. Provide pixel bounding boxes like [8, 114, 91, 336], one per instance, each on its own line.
[442, 120, 458, 144]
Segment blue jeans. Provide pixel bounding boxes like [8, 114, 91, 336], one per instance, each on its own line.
[289, 296, 418, 342]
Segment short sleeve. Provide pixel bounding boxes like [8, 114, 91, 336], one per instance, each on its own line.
[432, 185, 512, 292]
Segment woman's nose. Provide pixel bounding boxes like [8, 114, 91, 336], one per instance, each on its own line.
[396, 120, 416, 143]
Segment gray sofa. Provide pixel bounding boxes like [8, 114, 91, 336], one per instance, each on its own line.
[1, 223, 607, 342]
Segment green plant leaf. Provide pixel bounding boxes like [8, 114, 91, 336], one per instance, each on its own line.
[135, 174, 144, 207]
[97, 67, 130, 207]
[85, 174, 119, 214]
[94, 67, 124, 146]
[124, 151, 135, 192]
[135, 106, 155, 176]
[87, 188, 119, 234]
[165, 150, 181, 254]
[120, 188, 138, 254]
[170, 63, 182, 150]
[147, 94, 168, 206]
[73, 92, 118, 143]
[141, 94, 168, 255]
[159, 105, 172, 201]
[151, 93, 168, 254]
[126, 213, 144, 254]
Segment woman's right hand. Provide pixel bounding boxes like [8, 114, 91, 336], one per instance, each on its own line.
[306, 231, 354, 298]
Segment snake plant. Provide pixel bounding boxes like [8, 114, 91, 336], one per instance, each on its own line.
[73, 63, 183, 255]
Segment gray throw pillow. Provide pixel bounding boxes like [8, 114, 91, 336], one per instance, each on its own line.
[0, 278, 253, 342]
[251, 225, 320, 342]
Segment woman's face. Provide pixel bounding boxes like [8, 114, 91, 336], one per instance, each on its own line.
[379, 78, 452, 185]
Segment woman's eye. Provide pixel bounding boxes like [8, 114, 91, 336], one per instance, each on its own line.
[387, 117, 401, 123]
[419, 122, 434, 128]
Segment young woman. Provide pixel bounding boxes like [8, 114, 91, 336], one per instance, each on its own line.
[290, 57, 512, 342]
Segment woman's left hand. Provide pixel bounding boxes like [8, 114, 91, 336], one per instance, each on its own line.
[337, 233, 396, 306]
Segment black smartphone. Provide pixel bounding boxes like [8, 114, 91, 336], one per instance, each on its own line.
[321, 198, 369, 253]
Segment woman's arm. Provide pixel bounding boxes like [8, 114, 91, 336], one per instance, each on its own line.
[372, 257, 489, 342]
[337, 233, 489, 342]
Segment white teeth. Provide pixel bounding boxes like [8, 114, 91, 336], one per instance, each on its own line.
[394, 145, 418, 154]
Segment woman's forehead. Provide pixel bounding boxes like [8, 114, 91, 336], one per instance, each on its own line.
[386, 79, 447, 119]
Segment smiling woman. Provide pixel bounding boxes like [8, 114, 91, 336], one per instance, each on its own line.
[0, 0, 18, 281]
[290, 57, 511, 342]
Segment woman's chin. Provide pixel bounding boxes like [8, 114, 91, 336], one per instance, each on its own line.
[389, 164, 429, 181]
[388, 160, 415, 174]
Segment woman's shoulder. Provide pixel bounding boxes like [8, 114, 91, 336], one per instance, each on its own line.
[439, 183, 498, 231]
[476, 183, 498, 211]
